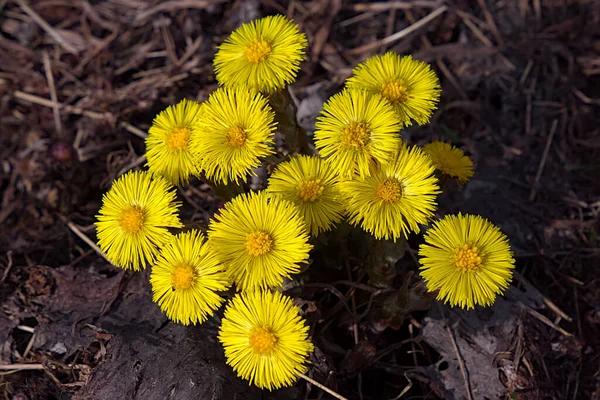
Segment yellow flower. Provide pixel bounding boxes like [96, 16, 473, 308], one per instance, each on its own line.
[314, 89, 402, 178]
[418, 213, 515, 309]
[96, 171, 182, 270]
[340, 144, 439, 240]
[267, 155, 344, 236]
[214, 15, 308, 93]
[208, 191, 311, 291]
[191, 88, 276, 185]
[145, 99, 203, 185]
[423, 141, 474, 185]
[219, 290, 313, 390]
[150, 230, 229, 325]
[346, 53, 441, 126]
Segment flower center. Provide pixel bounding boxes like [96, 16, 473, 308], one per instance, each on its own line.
[227, 125, 247, 147]
[381, 80, 409, 104]
[245, 231, 274, 257]
[165, 127, 191, 151]
[340, 121, 370, 148]
[118, 205, 145, 234]
[454, 244, 482, 272]
[298, 179, 324, 202]
[376, 178, 402, 202]
[171, 264, 195, 290]
[248, 327, 277, 355]
[244, 39, 272, 64]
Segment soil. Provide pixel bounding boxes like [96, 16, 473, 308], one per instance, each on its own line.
[1, 1, 599, 399]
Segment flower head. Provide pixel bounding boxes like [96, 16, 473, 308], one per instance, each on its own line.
[214, 15, 308, 93]
[219, 290, 313, 390]
[208, 191, 312, 291]
[346, 53, 441, 126]
[314, 89, 402, 178]
[150, 230, 230, 325]
[267, 155, 344, 236]
[96, 171, 182, 270]
[423, 141, 474, 185]
[191, 88, 276, 184]
[340, 144, 439, 240]
[419, 213, 515, 309]
[145, 99, 203, 185]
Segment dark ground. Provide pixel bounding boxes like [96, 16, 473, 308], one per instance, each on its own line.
[1, 0, 600, 399]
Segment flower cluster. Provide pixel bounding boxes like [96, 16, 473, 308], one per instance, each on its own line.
[94, 13, 514, 393]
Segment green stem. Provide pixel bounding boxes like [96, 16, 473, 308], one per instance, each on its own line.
[269, 87, 312, 155]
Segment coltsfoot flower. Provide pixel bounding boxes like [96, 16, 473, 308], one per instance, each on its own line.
[267, 155, 344, 236]
[314, 89, 402, 178]
[191, 88, 276, 185]
[419, 213, 515, 309]
[423, 141, 474, 185]
[219, 290, 314, 390]
[150, 230, 229, 325]
[145, 99, 203, 185]
[208, 191, 312, 291]
[346, 52, 441, 126]
[214, 15, 308, 93]
[340, 144, 439, 240]
[96, 171, 182, 270]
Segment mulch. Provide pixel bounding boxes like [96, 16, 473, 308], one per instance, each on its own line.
[1, 0, 599, 399]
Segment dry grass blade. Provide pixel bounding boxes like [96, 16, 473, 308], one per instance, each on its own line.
[64, 219, 108, 262]
[300, 373, 349, 400]
[446, 326, 473, 400]
[0, 364, 45, 371]
[348, 1, 442, 12]
[16, 0, 78, 54]
[529, 119, 558, 201]
[120, 122, 148, 139]
[347, 6, 448, 55]
[573, 88, 600, 106]
[42, 51, 63, 138]
[14, 91, 110, 120]
[521, 303, 573, 337]
[134, 0, 228, 24]
[1, 251, 13, 283]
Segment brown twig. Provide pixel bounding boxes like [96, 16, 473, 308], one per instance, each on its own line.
[42, 51, 63, 138]
[14, 91, 109, 120]
[347, 6, 448, 55]
[446, 326, 473, 400]
[406, 10, 469, 101]
[572, 88, 600, 106]
[380, 8, 397, 53]
[346, 262, 359, 345]
[475, 0, 504, 47]
[529, 119, 558, 201]
[16, 0, 78, 54]
[456, 10, 493, 47]
[64, 219, 108, 262]
[21, 333, 36, 360]
[16, 325, 35, 333]
[533, 0, 542, 26]
[299, 373, 349, 400]
[0, 363, 45, 371]
[521, 303, 573, 337]
[348, 1, 442, 12]
[455, 9, 514, 70]
[119, 122, 148, 139]
[1, 251, 13, 283]
[134, 0, 228, 24]
[337, 11, 378, 28]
